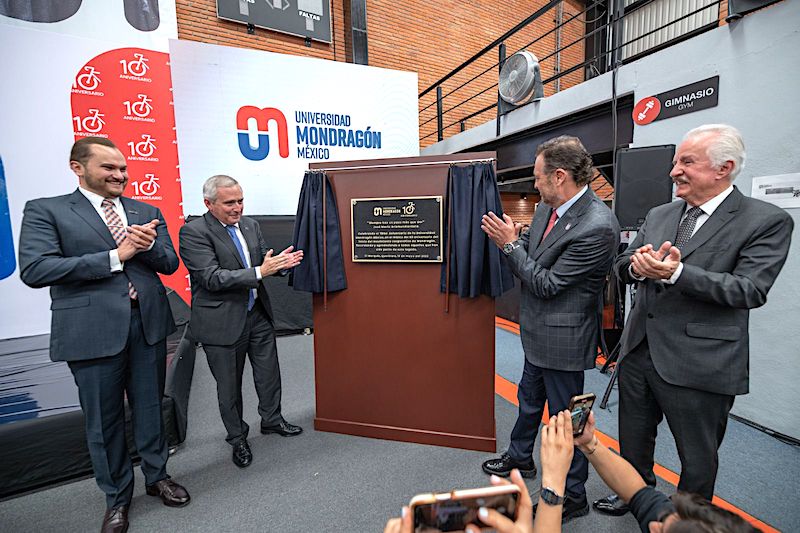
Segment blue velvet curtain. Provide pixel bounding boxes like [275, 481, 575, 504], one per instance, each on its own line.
[440, 162, 514, 298]
[289, 171, 347, 293]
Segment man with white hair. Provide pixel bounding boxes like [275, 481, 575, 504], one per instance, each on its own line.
[594, 124, 794, 515]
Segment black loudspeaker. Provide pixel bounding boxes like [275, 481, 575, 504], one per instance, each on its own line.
[613, 145, 675, 231]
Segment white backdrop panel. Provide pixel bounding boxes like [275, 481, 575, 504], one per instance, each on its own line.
[169, 39, 419, 216]
[0, 27, 154, 338]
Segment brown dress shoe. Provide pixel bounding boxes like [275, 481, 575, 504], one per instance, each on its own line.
[145, 478, 191, 507]
[101, 506, 129, 533]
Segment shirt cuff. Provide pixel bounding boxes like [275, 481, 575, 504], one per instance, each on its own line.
[628, 264, 645, 281]
[109, 250, 123, 272]
[665, 262, 683, 284]
[146, 240, 155, 251]
[254, 266, 262, 280]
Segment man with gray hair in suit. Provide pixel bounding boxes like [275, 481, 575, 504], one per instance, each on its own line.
[481, 135, 620, 523]
[179, 175, 304, 469]
[594, 124, 793, 516]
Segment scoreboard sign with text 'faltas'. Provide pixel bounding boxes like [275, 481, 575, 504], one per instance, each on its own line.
[217, 0, 331, 43]
[633, 76, 719, 126]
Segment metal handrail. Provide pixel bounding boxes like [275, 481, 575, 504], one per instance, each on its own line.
[420, 0, 723, 144]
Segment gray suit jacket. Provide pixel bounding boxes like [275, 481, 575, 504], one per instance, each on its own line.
[615, 187, 794, 396]
[18, 190, 179, 361]
[178, 213, 275, 346]
[505, 190, 620, 371]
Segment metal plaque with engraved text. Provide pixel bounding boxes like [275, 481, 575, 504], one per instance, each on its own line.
[351, 196, 442, 262]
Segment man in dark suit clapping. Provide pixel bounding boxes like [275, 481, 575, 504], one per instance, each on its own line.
[19, 137, 190, 533]
[480, 136, 620, 523]
[179, 175, 303, 469]
[594, 124, 794, 516]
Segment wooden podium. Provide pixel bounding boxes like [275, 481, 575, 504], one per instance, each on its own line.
[310, 153, 497, 452]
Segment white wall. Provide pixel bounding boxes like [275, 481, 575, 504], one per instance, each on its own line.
[424, 1, 800, 438]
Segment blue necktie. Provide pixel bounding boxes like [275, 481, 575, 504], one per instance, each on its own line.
[226, 225, 255, 311]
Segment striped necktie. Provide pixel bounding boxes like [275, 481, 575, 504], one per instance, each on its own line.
[101, 198, 138, 299]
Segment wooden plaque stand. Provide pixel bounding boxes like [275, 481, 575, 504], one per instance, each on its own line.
[310, 153, 497, 452]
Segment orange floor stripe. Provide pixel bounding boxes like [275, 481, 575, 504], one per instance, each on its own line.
[495, 317, 520, 334]
[493, 320, 778, 532]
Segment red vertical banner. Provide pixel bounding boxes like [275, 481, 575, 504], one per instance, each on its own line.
[70, 47, 190, 304]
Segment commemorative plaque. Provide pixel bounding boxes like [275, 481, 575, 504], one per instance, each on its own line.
[351, 196, 442, 262]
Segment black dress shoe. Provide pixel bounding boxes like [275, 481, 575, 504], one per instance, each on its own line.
[145, 477, 191, 507]
[260, 419, 303, 437]
[481, 453, 537, 478]
[101, 506, 129, 533]
[593, 493, 630, 516]
[232, 439, 253, 468]
[533, 494, 589, 523]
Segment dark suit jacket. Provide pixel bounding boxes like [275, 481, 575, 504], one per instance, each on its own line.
[505, 190, 620, 371]
[18, 190, 178, 361]
[615, 187, 794, 396]
[178, 213, 275, 346]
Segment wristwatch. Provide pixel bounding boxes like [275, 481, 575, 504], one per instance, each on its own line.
[502, 240, 520, 256]
[540, 487, 566, 506]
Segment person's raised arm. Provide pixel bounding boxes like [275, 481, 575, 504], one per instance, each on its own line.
[573, 411, 646, 503]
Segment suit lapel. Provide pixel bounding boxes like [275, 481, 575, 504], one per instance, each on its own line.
[205, 212, 247, 268]
[68, 190, 117, 248]
[679, 187, 742, 259]
[650, 200, 685, 250]
[120, 197, 141, 226]
[529, 206, 550, 256]
[533, 189, 594, 260]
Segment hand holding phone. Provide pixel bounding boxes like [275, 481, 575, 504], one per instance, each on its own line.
[568, 393, 596, 437]
[409, 484, 520, 532]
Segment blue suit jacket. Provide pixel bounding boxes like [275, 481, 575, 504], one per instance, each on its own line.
[18, 189, 178, 361]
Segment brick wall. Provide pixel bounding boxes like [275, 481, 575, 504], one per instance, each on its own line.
[175, 0, 586, 149]
[501, 193, 540, 227]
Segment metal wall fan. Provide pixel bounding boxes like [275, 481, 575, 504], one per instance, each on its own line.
[498, 51, 544, 105]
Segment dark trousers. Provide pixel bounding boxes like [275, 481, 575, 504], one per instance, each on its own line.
[618, 339, 734, 500]
[69, 308, 168, 509]
[508, 358, 588, 498]
[203, 302, 283, 445]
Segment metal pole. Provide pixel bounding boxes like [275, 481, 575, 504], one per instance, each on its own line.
[496, 42, 506, 137]
[436, 86, 443, 142]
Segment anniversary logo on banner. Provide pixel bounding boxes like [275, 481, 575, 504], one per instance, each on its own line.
[70, 47, 190, 303]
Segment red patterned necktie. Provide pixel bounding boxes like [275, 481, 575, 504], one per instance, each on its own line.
[540, 209, 559, 243]
[101, 198, 138, 299]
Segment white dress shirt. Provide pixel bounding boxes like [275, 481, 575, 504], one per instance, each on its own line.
[78, 187, 128, 272]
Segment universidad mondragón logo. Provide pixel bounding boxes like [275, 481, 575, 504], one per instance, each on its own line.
[236, 106, 382, 161]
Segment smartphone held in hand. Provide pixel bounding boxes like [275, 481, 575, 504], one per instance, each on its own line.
[568, 392, 596, 437]
[409, 484, 521, 532]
